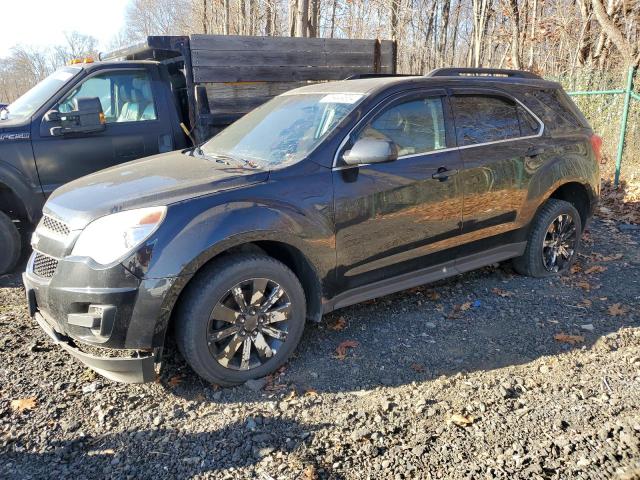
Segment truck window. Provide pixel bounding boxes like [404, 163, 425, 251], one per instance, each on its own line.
[451, 94, 521, 146]
[357, 97, 446, 157]
[58, 71, 157, 123]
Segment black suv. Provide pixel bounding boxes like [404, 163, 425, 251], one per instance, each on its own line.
[23, 68, 600, 385]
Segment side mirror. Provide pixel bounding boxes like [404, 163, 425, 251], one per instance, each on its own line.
[50, 97, 106, 136]
[342, 138, 398, 166]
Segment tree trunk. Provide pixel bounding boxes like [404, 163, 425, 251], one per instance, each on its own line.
[330, 0, 338, 38]
[505, 0, 521, 69]
[391, 0, 401, 41]
[295, 0, 309, 36]
[266, 0, 273, 35]
[591, 0, 640, 67]
[437, 0, 451, 67]
[224, 0, 230, 35]
[202, 0, 208, 34]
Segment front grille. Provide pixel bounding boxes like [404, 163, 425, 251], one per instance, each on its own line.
[41, 215, 70, 237]
[33, 253, 59, 278]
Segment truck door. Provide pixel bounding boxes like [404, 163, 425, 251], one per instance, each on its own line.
[31, 66, 174, 195]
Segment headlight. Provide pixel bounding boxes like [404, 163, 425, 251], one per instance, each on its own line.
[71, 206, 167, 265]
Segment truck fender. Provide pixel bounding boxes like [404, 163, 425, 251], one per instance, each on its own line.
[0, 159, 43, 223]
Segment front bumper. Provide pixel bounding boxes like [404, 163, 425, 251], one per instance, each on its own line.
[33, 310, 157, 383]
[23, 251, 176, 383]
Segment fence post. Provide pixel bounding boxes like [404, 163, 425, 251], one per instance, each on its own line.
[614, 66, 635, 188]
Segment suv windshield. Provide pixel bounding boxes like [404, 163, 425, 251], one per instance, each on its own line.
[1, 67, 81, 121]
[201, 92, 364, 168]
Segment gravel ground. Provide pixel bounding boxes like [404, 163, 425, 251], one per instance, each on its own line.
[1, 218, 639, 479]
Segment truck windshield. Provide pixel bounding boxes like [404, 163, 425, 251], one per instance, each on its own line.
[201, 92, 365, 168]
[1, 67, 81, 121]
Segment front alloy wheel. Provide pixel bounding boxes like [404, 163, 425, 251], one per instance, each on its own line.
[208, 278, 291, 371]
[175, 254, 306, 386]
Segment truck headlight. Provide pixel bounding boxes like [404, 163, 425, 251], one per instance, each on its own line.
[71, 206, 167, 265]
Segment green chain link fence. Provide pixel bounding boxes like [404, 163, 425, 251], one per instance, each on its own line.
[559, 67, 639, 188]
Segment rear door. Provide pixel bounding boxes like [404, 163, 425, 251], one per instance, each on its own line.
[333, 89, 464, 291]
[450, 89, 543, 250]
[31, 66, 174, 195]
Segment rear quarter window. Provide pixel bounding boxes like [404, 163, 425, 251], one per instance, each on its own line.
[519, 89, 583, 134]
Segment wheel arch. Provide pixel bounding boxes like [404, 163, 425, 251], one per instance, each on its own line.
[152, 237, 325, 349]
[0, 165, 42, 223]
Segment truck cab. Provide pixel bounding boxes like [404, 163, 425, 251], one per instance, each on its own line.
[0, 60, 189, 273]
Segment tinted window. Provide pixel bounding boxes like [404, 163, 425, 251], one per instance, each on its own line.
[517, 105, 540, 136]
[59, 71, 157, 123]
[357, 97, 446, 156]
[452, 95, 521, 146]
[521, 89, 581, 133]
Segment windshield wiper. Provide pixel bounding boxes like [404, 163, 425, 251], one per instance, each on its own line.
[204, 152, 260, 169]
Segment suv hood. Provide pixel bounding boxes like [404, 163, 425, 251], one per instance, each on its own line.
[45, 150, 269, 229]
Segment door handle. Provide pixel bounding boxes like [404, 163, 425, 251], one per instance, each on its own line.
[526, 146, 546, 157]
[432, 167, 459, 181]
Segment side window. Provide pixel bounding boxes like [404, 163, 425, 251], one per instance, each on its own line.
[357, 96, 446, 157]
[58, 71, 157, 123]
[517, 104, 540, 136]
[451, 95, 521, 146]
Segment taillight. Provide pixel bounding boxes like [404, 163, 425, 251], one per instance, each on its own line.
[590, 134, 603, 164]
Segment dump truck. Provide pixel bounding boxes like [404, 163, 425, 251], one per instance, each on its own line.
[0, 34, 396, 274]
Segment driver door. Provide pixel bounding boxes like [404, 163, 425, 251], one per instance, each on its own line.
[333, 90, 464, 291]
[31, 67, 169, 195]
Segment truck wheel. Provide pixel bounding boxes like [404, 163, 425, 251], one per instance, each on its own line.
[175, 254, 306, 386]
[513, 199, 582, 278]
[0, 211, 21, 275]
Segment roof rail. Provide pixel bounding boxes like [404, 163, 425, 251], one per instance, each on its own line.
[427, 68, 542, 80]
[345, 73, 416, 80]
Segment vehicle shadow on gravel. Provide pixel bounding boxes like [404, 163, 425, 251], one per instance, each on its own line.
[2, 418, 337, 478]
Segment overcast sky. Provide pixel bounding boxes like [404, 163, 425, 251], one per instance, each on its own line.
[0, 0, 130, 57]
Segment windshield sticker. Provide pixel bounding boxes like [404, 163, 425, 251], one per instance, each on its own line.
[319, 93, 363, 104]
[51, 71, 75, 82]
[0, 132, 30, 142]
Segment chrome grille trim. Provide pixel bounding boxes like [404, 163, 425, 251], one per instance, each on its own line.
[41, 215, 70, 237]
[33, 252, 59, 278]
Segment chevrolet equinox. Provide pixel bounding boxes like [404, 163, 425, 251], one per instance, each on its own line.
[23, 68, 600, 385]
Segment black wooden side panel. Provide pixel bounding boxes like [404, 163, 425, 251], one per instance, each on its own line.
[190, 35, 394, 83]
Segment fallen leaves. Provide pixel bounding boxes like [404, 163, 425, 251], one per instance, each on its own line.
[302, 464, 318, 480]
[584, 265, 607, 275]
[576, 281, 592, 292]
[334, 340, 359, 360]
[492, 288, 514, 297]
[168, 375, 184, 387]
[608, 303, 630, 316]
[449, 413, 475, 427]
[410, 362, 427, 373]
[328, 316, 347, 331]
[554, 333, 585, 345]
[11, 397, 37, 413]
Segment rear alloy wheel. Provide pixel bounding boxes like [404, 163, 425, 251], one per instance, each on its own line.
[175, 254, 306, 386]
[513, 199, 582, 278]
[0, 211, 21, 275]
[541, 213, 577, 273]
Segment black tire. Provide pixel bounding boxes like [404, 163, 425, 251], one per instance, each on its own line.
[513, 199, 582, 278]
[174, 254, 306, 386]
[0, 211, 21, 275]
